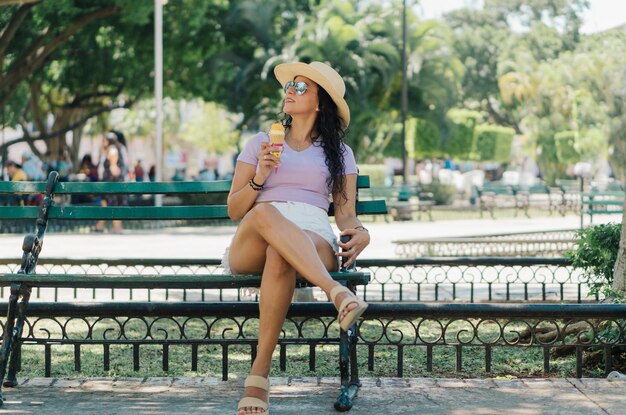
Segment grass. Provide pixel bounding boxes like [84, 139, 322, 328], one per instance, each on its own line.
[11, 316, 615, 380]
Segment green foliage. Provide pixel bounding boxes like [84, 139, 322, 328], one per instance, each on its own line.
[179, 102, 240, 154]
[445, 0, 589, 134]
[411, 118, 441, 158]
[534, 128, 565, 185]
[554, 130, 580, 164]
[286, 0, 462, 159]
[422, 181, 456, 205]
[567, 223, 621, 298]
[2, 0, 622, 187]
[474, 125, 515, 162]
[442, 109, 480, 158]
[108, 98, 181, 140]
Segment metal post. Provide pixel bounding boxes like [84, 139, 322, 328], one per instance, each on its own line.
[401, 0, 408, 184]
[154, 0, 164, 206]
[1, 105, 4, 180]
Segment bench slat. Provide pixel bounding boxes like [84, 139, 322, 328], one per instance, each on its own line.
[583, 200, 624, 206]
[0, 200, 387, 220]
[0, 272, 370, 288]
[0, 205, 229, 220]
[0, 176, 372, 195]
[585, 209, 623, 215]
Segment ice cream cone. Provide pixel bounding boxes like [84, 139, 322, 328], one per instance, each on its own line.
[269, 123, 285, 173]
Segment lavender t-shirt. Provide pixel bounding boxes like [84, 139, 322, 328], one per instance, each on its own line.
[237, 132, 358, 211]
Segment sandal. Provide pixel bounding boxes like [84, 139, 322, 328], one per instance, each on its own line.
[237, 375, 270, 414]
[330, 285, 368, 331]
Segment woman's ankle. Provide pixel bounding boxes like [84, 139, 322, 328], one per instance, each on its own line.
[249, 364, 271, 379]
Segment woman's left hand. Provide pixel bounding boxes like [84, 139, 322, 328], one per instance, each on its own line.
[338, 227, 370, 268]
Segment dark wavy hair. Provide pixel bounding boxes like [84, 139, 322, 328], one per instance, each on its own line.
[281, 86, 349, 203]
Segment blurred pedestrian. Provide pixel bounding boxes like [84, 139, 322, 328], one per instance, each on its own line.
[95, 134, 127, 234]
[134, 160, 145, 182]
[56, 148, 73, 182]
[79, 154, 99, 182]
[6, 161, 28, 205]
[21, 151, 45, 181]
[6, 161, 27, 181]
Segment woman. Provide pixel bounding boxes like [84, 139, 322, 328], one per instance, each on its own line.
[95, 139, 127, 233]
[226, 61, 370, 415]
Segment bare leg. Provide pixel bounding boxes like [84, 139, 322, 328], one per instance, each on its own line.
[232, 205, 364, 414]
[237, 245, 296, 415]
[230, 204, 342, 295]
[112, 220, 122, 233]
[95, 199, 107, 232]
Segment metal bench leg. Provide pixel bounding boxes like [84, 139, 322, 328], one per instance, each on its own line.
[5, 287, 31, 388]
[334, 326, 360, 412]
[0, 284, 23, 405]
[349, 324, 361, 388]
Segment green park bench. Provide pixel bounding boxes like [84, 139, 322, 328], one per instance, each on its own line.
[361, 184, 434, 222]
[511, 183, 551, 218]
[0, 171, 387, 410]
[473, 182, 516, 219]
[556, 179, 583, 215]
[581, 190, 624, 226]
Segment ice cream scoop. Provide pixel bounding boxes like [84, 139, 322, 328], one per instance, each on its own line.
[269, 123, 285, 173]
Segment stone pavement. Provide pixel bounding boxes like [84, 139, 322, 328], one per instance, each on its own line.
[0, 377, 624, 414]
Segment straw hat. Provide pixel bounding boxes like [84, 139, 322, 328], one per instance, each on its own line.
[274, 61, 350, 128]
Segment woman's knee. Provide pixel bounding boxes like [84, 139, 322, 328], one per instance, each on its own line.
[245, 203, 280, 231]
[265, 245, 295, 277]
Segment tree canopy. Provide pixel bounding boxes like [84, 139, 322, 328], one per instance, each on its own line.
[1, 0, 624, 180]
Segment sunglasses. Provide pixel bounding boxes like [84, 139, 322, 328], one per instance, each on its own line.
[283, 81, 308, 95]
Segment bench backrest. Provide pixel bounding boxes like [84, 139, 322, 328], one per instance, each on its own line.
[0, 172, 388, 220]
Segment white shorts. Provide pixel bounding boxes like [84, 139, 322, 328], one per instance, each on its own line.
[221, 201, 339, 274]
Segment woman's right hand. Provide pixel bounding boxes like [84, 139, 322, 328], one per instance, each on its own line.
[255, 142, 281, 183]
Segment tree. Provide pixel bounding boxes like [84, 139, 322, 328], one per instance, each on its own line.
[614, 211, 626, 294]
[0, 1, 155, 165]
[278, 0, 462, 160]
[514, 31, 626, 183]
[179, 101, 240, 154]
[444, 0, 589, 133]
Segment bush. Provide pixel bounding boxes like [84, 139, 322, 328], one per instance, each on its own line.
[422, 181, 456, 205]
[443, 109, 480, 159]
[554, 130, 580, 164]
[443, 119, 474, 159]
[411, 118, 441, 158]
[567, 223, 621, 298]
[474, 124, 515, 163]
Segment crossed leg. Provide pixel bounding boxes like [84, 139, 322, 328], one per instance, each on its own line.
[230, 204, 361, 414]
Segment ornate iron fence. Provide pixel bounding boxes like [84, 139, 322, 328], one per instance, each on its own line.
[0, 258, 596, 303]
[2, 303, 624, 379]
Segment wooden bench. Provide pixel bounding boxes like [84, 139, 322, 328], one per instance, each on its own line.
[0, 171, 387, 410]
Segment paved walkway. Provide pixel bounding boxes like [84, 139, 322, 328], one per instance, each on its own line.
[0, 214, 615, 261]
[0, 377, 624, 414]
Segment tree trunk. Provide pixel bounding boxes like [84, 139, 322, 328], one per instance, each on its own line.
[49, 106, 82, 160]
[612, 195, 626, 293]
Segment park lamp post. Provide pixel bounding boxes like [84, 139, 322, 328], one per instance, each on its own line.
[401, 0, 409, 184]
[155, 0, 164, 205]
